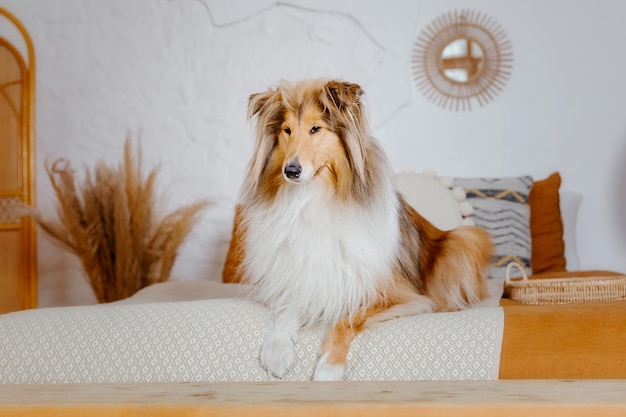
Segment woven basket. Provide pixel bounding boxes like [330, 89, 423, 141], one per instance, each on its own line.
[504, 262, 626, 305]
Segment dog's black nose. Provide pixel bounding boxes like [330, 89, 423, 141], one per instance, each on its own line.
[284, 162, 302, 179]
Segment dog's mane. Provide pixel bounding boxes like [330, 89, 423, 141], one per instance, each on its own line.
[241, 79, 391, 206]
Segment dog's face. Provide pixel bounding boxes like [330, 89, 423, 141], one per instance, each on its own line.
[244, 79, 371, 201]
[276, 101, 341, 185]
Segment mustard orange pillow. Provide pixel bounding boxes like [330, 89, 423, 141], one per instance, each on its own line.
[529, 172, 566, 273]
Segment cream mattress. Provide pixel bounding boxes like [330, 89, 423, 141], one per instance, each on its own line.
[0, 282, 503, 383]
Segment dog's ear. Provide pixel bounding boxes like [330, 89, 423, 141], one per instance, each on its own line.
[321, 80, 372, 201]
[323, 81, 364, 111]
[247, 89, 278, 119]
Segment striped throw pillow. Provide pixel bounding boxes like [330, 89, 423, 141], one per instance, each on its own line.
[453, 176, 533, 282]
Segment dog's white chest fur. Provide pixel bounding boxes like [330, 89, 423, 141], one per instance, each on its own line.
[243, 184, 400, 327]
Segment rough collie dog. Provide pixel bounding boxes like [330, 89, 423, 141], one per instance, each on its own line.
[235, 79, 492, 381]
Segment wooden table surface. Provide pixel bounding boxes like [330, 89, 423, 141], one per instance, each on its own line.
[1, 380, 625, 417]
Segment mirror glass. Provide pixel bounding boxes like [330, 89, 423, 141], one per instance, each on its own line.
[440, 38, 484, 83]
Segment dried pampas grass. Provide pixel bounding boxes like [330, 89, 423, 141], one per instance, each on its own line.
[32, 138, 209, 303]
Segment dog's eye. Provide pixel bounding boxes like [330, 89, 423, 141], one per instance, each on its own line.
[284, 128, 291, 135]
[310, 126, 321, 134]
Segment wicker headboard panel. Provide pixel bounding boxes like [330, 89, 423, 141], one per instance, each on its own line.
[0, 7, 36, 313]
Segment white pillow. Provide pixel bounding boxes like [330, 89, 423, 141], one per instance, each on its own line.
[392, 171, 469, 231]
[560, 190, 582, 271]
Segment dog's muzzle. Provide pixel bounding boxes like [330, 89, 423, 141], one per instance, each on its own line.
[284, 161, 302, 181]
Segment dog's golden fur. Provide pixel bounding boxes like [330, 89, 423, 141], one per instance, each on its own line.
[229, 78, 493, 380]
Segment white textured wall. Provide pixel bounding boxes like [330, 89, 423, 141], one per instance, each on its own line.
[1, 0, 625, 306]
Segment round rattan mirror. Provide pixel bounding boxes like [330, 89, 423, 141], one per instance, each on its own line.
[412, 10, 513, 111]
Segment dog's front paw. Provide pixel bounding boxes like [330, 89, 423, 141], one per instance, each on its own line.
[260, 330, 295, 378]
[313, 353, 345, 381]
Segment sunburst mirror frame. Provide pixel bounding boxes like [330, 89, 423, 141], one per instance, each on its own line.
[412, 10, 513, 111]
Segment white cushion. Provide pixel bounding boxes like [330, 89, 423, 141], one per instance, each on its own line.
[392, 171, 464, 231]
[560, 190, 582, 271]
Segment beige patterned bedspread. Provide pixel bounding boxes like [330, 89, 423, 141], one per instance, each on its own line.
[0, 285, 503, 384]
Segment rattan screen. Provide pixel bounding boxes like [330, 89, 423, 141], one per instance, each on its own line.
[0, 7, 36, 313]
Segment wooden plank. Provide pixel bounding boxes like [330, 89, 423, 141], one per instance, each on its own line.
[0, 380, 625, 417]
[0, 229, 22, 313]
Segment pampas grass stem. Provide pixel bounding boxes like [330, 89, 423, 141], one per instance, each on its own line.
[32, 137, 209, 303]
